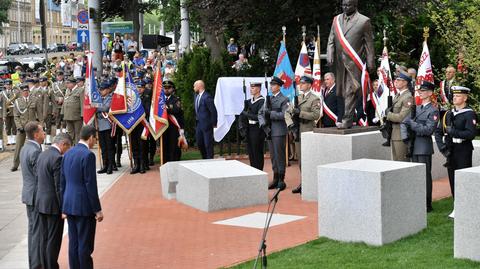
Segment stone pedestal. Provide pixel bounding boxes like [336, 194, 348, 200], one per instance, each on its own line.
[159, 158, 225, 200]
[454, 166, 480, 262]
[318, 159, 426, 246]
[301, 131, 391, 201]
[176, 160, 268, 212]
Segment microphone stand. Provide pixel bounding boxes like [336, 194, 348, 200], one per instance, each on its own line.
[253, 187, 283, 269]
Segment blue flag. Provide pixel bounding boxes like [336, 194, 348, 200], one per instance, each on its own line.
[110, 65, 146, 134]
[273, 41, 296, 102]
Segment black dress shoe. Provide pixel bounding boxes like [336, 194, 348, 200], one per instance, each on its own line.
[382, 141, 391, 147]
[268, 181, 278, 190]
[10, 167, 18, 172]
[130, 165, 140, 174]
[139, 163, 146, 174]
[112, 164, 118, 171]
[97, 167, 108, 174]
[106, 165, 113, 175]
[292, 185, 302, 194]
[116, 160, 122, 167]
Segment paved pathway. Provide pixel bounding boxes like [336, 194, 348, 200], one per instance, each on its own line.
[0, 148, 131, 269]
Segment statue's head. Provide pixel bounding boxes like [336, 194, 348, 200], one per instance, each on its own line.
[342, 0, 358, 16]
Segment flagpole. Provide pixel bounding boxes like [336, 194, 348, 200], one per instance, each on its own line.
[124, 131, 132, 168]
[160, 136, 164, 166]
[282, 25, 288, 169]
[94, 114, 103, 169]
[127, 133, 133, 168]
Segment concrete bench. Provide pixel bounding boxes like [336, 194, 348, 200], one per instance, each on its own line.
[159, 158, 225, 200]
[301, 131, 391, 201]
[318, 159, 426, 246]
[176, 160, 268, 212]
[454, 166, 480, 262]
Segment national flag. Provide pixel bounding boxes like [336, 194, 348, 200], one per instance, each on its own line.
[294, 42, 311, 88]
[83, 51, 100, 125]
[109, 65, 145, 134]
[416, 41, 434, 105]
[109, 63, 128, 114]
[148, 64, 169, 140]
[273, 41, 296, 102]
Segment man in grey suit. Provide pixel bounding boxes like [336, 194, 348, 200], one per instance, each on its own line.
[20, 121, 45, 269]
[259, 76, 290, 189]
[327, 0, 375, 128]
[402, 81, 439, 212]
[36, 133, 72, 269]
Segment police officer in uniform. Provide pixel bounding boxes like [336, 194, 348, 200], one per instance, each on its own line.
[62, 77, 83, 143]
[291, 75, 321, 194]
[162, 80, 185, 163]
[385, 71, 414, 161]
[130, 80, 148, 174]
[259, 76, 289, 189]
[11, 84, 40, 171]
[2, 79, 18, 146]
[96, 81, 115, 174]
[240, 82, 265, 170]
[52, 71, 66, 135]
[402, 81, 439, 212]
[435, 86, 477, 218]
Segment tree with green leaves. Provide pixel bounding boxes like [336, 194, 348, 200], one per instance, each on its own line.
[0, 0, 12, 35]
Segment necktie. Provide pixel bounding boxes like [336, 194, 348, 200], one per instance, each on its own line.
[195, 95, 200, 112]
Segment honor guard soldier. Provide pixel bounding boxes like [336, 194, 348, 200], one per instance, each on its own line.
[52, 71, 66, 135]
[130, 80, 148, 174]
[162, 80, 185, 163]
[39, 76, 53, 144]
[435, 86, 477, 218]
[385, 71, 414, 161]
[143, 78, 157, 167]
[27, 78, 45, 126]
[3, 79, 18, 146]
[240, 82, 266, 170]
[259, 76, 289, 189]
[11, 83, 40, 171]
[402, 81, 439, 212]
[96, 81, 115, 174]
[291, 75, 321, 194]
[61, 77, 84, 144]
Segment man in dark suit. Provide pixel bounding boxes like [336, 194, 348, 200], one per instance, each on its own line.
[321, 72, 343, 127]
[20, 121, 45, 269]
[61, 125, 103, 269]
[193, 80, 217, 159]
[36, 133, 72, 269]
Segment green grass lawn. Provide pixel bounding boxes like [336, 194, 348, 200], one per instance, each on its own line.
[229, 198, 480, 269]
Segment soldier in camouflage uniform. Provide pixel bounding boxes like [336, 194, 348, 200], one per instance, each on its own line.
[51, 71, 66, 135]
[39, 76, 53, 144]
[11, 84, 41, 171]
[27, 78, 45, 126]
[61, 77, 84, 144]
[2, 79, 18, 146]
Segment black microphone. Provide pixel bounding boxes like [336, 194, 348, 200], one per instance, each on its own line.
[270, 181, 286, 202]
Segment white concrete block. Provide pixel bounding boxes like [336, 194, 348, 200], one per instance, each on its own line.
[301, 131, 391, 201]
[318, 159, 426, 246]
[454, 166, 480, 262]
[176, 160, 268, 212]
[159, 158, 225, 200]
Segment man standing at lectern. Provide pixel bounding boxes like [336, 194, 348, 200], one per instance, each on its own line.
[327, 0, 375, 129]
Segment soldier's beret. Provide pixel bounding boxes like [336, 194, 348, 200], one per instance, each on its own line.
[270, 76, 284, 86]
[39, 76, 48, 82]
[136, 80, 146, 87]
[76, 77, 85, 82]
[99, 80, 110, 90]
[396, 71, 412, 82]
[451, 86, 471, 95]
[25, 78, 35, 83]
[419, 81, 435, 91]
[300, 75, 314, 84]
[19, 83, 29, 90]
[250, 82, 262, 87]
[163, 80, 175, 88]
[67, 77, 77, 83]
[4, 79, 12, 85]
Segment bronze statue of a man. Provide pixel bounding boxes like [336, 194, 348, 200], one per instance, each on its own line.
[327, 0, 375, 129]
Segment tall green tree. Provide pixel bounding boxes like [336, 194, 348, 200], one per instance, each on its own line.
[0, 0, 12, 35]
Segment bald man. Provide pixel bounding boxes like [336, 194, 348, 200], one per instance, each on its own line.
[193, 80, 217, 159]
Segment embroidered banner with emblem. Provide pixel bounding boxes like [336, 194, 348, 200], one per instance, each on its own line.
[273, 41, 296, 102]
[83, 51, 100, 125]
[109, 63, 128, 114]
[148, 64, 169, 140]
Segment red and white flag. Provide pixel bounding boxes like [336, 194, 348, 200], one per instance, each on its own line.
[109, 63, 128, 114]
[148, 64, 169, 140]
[294, 41, 312, 89]
[416, 41, 434, 105]
[373, 46, 395, 121]
[312, 38, 322, 94]
[83, 51, 98, 125]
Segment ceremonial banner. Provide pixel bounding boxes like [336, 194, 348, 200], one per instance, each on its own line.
[416, 41, 434, 105]
[312, 38, 322, 93]
[148, 64, 169, 140]
[109, 63, 128, 114]
[109, 65, 145, 134]
[294, 42, 311, 88]
[83, 52, 100, 125]
[273, 41, 296, 102]
[373, 46, 395, 121]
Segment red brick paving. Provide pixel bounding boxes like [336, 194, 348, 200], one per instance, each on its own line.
[58, 160, 452, 269]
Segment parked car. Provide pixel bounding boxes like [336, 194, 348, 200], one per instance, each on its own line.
[56, 43, 67, 52]
[47, 43, 57, 52]
[7, 44, 24, 55]
[19, 43, 29, 54]
[27, 44, 41, 54]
